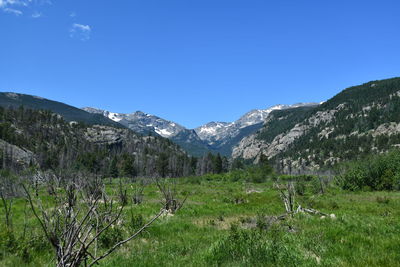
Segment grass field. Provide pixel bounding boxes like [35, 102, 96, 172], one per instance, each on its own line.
[1, 177, 400, 266]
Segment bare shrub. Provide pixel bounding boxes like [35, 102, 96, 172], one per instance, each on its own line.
[155, 178, 188, 214]
[23, 173, 165, 267]
[132, 179, 146, 205]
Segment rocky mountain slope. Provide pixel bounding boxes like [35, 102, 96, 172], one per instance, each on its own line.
[233, 77, 400, 174]
[82, 108, 212, 157]
[195, 103, 318, 155]
[84, 103, 318, 156]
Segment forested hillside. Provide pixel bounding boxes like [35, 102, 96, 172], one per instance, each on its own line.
[233, 77, 400, 173]
[0, 106, 227, 177]
[0, 92, 122, 127]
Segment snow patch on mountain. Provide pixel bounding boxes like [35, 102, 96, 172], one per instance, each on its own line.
[83, 102, 319, 155]
[83, 107, 190, 138]
[155, 127, 173, 137]
[194, 103, 318, 146]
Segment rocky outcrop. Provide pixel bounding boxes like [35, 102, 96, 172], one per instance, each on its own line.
[0, 139, 36, 167]
[84, 125, 131, 145]
[232, 134, 268, 160]
[232, 106, 342, 161]
[370, 122, 400, 137]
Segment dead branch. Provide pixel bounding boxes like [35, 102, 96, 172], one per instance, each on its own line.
[23, 173, 164, 267]
[155, 178, 188, 213]
[275, 182, 330, 218]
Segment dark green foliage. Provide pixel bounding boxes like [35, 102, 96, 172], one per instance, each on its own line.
[128, 212, 144, 232]
[120, 154, 136, 178]
[231, 158, 244, 170]
[98, 227, 124, 249]
[76, 152, 104, 173]
[0, 228, 16, 257]
[156, 152, 169, 177]
[337, 149, 400, 191]
[295, 180, 306, 195]
[213, 153, 223, 174]
[109, 157, 119, 178]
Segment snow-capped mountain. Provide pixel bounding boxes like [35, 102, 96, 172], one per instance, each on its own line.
[83, 102, 319, 156]
[82, 107, 211, 156]
[82, 108, 185, 138]
[195, 103, 318, 148]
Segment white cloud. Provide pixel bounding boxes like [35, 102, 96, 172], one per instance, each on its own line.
[1, 0, 29, 8]
[4, 7, 22, 15]
[31, 11, 41, 18]
[70, 11, 76, 18]
[1, 0, 50, 16]
[70, 23, 92, 41]
[73, 23, 90, 31]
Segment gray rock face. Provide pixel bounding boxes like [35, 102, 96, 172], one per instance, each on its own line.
[195, 104, 318, 147]
[0, 139, 36, 167]
[84, 125, 133, 145]
[232, 134, 268, 160]
[370, 122, 400, 137]
[232, 105, 340, 161]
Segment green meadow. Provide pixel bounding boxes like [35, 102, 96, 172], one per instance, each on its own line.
[1, 176, 399, 266]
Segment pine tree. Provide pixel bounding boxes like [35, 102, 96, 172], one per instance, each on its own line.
[214, 153, 223, 174]
[156, 152, 169, 177]
[109, 156, 119, 178]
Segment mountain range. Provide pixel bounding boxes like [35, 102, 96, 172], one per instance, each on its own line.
[1, 76, 400, 174]
[83, 103, 319, 156]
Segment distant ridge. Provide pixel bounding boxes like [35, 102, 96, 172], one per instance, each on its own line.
[0, 92, 123, 128]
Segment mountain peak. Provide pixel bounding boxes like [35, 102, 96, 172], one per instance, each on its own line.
[83, 102, 321, 156]
[194, 102, 321, 148]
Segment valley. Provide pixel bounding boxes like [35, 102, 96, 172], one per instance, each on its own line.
[2, 1, 400, 265]
[1, 77, 400, 266]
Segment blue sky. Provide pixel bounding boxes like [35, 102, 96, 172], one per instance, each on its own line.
[1, 1, 400, 128]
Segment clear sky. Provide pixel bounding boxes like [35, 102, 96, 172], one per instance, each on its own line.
[1, 1, 399, 128]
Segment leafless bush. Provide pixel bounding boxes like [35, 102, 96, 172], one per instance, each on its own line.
[132, 180, 146, 205]
[23, 174, 165, 267]
[117, 178, 129, 206]
[155, 178, 188, 214]
[275, 182, 329, 218]
[276, 182, 296, 215]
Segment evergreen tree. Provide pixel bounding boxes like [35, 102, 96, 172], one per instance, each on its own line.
[259, 153, 273, 175]
[157, 152, 169, 177]
[214, 153, 223, 174]
[121, 154, 136, 177]
[109, 156, 119, 178]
